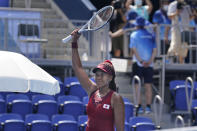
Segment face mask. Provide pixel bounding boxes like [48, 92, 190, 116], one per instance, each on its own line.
[163, 5, 168, 11]
[134, 0, 142, 6]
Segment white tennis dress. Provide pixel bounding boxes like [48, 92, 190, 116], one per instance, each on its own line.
[167, 15, 188, 57]
[167, 0, 188, 58]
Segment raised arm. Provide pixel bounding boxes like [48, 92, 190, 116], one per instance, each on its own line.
[71, 30, 96, 96]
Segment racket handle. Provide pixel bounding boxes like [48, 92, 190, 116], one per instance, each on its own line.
[62, 35, 72, 43]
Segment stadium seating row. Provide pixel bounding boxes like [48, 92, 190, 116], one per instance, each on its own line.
[0, 94, 86, 120]
[169, 80, 197, 111]
[54, 76, 89, 100]
[0, 75, 158, 130]
[0, 113, 156, 131]
[169, 80, 197, 125]
[0, 113, 87, 131]
[0, 93, 135, 122]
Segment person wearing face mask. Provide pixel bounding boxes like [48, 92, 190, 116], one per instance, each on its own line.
[152, 0, 171, 55]
[125, 0, 153, 20]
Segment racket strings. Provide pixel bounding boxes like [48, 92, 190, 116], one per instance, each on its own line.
[89, 7, 113, 30]
[62, 6, 114, 43]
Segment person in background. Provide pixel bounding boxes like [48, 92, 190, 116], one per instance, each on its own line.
[167, 0, 194, 63]
[192, 6, 197, 24]
[110, 10, 152, 58]
[129, 16, 157, 114]
[110, 0, 127, 57]
[125, 0, 153, 20]
[109, 10, 138, 38]
[70, 29, 125, 131]
[153, 0, 171, 55]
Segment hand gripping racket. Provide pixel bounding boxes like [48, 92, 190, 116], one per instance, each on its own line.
[62, 6, 114, 43]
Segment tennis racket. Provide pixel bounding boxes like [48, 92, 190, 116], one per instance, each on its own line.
[62, 6, 114, 43]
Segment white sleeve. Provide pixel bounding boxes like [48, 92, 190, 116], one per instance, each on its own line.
[167, 1, 177, 16]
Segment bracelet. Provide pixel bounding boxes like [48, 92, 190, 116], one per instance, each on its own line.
[72, 42, 78, 48]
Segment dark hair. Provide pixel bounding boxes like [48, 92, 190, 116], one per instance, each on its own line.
[109, 75, 117, 91]
[112, 0, 122, 9]
[177, 1, 186, 10]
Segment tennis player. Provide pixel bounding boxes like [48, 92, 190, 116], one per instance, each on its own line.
[70, 29, 125, 131]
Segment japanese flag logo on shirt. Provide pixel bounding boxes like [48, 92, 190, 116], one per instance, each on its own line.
[103, 104, 110, 109]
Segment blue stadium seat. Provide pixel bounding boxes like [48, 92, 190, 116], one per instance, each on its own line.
[32, 95, 58, 118]
[25, 114, 52, 131]
[52, 114, 78, 131]
[53, 76, 65, 96]
[171, 85, 193, 111]
[69, 83, 88, 101]
[6, 94, 32, 118]
[123, 97, 131, 103]
[64, 77, 90, 100]
[125, 102, 134, 122]
[170, 80, 188, 97]
[58, 95, 81, 114]
[78, 115, 88, 131]
[64, 77, 79, 95]
[58, 95, 81, 102]
[58, 95, 84, 120]
[0, 113, 25, 131]
[129, 116, 155, 131]
[0, 92, 10, 99]
[169, 80, 195, 111]
[64, 77, 79, 88]
[0, 94, 6, 113]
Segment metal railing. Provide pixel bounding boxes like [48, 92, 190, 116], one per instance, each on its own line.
[131, 75, 141, 116]
[153, 95, 163, 129]
[175, 115, 185, 128]
[123, 24, 197, 64]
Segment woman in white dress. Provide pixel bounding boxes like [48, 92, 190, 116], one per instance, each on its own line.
[167, 0, 188, 63]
